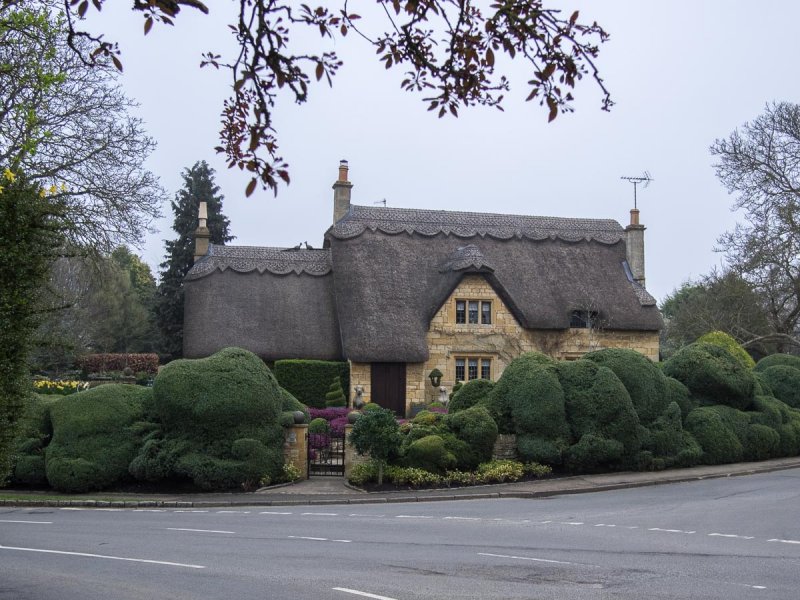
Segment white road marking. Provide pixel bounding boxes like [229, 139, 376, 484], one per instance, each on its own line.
[594, 524, 616, 527]
[59, 508, 86, 511]
[332, 539, 352, 543]
[134, 509, 166, 512]
[166, 528, 235, 534]
[0, 544, 205, 569]
[751, 586, 767, 590]
[768, 538, 800, 544]
[216, 510, 249, 514]
[0, 520, 52, 525]
[288, 536, 328, 541]
[479, 552, 577, 566]
[708, 533, 754, 540]
[559, 522, 584, 526]
[349, 513, 383, 517]
[260, 511, 293, 515]
[174, 510, 209, 513]
[95, 508, 124, 512]
[443, 516, 480, 521]
[395, 515, 433, 519]
[539, 520, 552, 524]
[302, 512, 338, 516]
[333, 587, 398, 600]
[648, 528, 695, 534]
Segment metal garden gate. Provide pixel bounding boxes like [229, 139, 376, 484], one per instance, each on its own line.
[307, 429, 345, 476]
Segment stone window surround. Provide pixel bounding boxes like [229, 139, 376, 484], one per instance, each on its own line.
[454, 354, 493, 382]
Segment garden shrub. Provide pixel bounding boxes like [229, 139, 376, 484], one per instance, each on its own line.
[664, 377, 694, 419]
[516, 435, 566, 466]
[753, 372, 773, 397]
[745, 424, 780, 461]
[663, 342, 755, 410]
[565, 434, 624, 472]
[749, 395, 800, 456]
[11, 393, 57, 486]
[642, 402, 702, 468]
[696, 330, 755, 369]
[443, 405, 498, 471]
[129, 347, 284, 491]
[403, 435, 457, 474]
[750, 395, 784, 430]
[754, 353, 800, 373]
[273, 359, 349, 408]
[684, 406, 743, 464]
[481, 352, 568, 466]
[758, 366, 800, 408]
[412, 410, 443, 426]
[583, 348, 670, 425]
[556, 359, 641, 466]
[308, 417, 330, 434]
[45, 384, 150, 492]
[476, 459, 525, 482]
[324, 376, 347, 407]
[480, 352, 558, 434]
[280, 388, 309, 418]
[449, 379, 495, 414]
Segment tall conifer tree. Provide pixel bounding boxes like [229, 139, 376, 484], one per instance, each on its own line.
[156, 161, 232, 360]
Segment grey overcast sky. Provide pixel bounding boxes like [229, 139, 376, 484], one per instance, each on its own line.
[89, 1, 800, 304]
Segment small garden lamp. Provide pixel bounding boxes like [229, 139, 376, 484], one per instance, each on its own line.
[428, 368, 443, 388]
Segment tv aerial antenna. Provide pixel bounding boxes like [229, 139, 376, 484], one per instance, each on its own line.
[373, 198, 387, 207]
[620, 172, 653, 209]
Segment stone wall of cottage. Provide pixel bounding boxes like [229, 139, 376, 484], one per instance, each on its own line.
[348, 274, 659, 415]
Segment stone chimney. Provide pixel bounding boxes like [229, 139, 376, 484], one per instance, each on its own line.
[193, 200, 211, 263]
[332, 159, 353, 224]
[625, 208, 646, 287]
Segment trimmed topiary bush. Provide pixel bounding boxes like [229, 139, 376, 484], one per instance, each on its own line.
[664, 377, 694, 419]
[324, 376, 347, 408]
[749, 395, 800, 456]
[273, 359, 349, 408]
[556, 359, 641, 468]
[403, 435, 457, 474]
[443, 405, 498, 471]
[758, 366, 800, 408]
[583, 348, 671, 425]
[308, 417, 330, 434]
[349, 406, 402, 485]
[565, 434, 624, 472]
[45, 385, 151, 492]
[449, 379, 495, 414]
[11, 393, 58, 486]
[663, 342, 755, 410]
[754, 353, 800, 373]
[129, 347, 284, 491]
[696, 331, 755, 369]
[684, 406, 743, 465]
[481, 352, 568, 465]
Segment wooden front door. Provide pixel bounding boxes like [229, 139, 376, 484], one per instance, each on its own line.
[370, 363, 407, 416]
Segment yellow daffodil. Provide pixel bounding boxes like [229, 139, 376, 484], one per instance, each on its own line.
[3, 168, 15, 182]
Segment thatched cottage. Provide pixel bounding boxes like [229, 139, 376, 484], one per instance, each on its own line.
[184, 162, 661, 415]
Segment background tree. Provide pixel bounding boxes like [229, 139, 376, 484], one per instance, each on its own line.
[711, 102, 800, 352]
[0, 4, 164, 253]
[660, 271, 773, 359]
[156, 161, 233, 360]
[0, 172, 65, 482]
[59, 0, 611, 195]
[30, 247, 159, 372]
[349, 407, 402, 486]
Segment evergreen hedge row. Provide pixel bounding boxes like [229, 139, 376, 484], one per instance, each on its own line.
[273, 359, 349, 408]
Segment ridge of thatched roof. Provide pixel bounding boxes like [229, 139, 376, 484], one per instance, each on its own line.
[330, 204, 624, 243]
[186, 244, 331, 280]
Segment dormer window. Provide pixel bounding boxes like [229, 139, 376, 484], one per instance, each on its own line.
[570, 309, 599, 329]
[456, 299, 492, 324]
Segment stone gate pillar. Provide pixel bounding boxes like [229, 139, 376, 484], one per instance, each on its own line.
[283, 424, 308, 480]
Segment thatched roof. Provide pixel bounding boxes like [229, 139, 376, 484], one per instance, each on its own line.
[327, 205, 661, 363]
[184, 205, 661, 363]
[183, 245, 342, 361]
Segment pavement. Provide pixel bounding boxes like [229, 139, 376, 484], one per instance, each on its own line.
[3, 456, 800, 508]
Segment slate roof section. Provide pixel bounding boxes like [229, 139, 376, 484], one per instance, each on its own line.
[331, 205, 625, 244]
[186, 244, 331, 279]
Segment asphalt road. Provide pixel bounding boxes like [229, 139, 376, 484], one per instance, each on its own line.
[2, 469, 800, 600]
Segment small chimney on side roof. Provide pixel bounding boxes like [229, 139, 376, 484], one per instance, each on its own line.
[625, 208, 646, 287]
[194, 200, 211, 263]
[332, 159, 353, 224]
